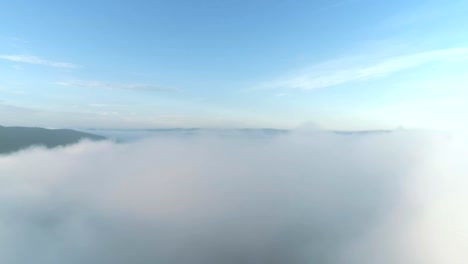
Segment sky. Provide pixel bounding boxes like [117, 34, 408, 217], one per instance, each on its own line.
[1, 0, 468, 130]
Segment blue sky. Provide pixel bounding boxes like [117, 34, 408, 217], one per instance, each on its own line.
[1, 0, 468, 130]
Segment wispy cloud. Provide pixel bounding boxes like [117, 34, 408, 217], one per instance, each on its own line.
[0, 55, 78, 69]
[56, 80, 179, 92]
[0, 101, 38, 114]
[89, 103, 129, 108]
[261, 47, 468, 90]
[0, 86, 27, 95]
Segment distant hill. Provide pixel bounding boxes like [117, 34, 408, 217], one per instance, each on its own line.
[80, 128, 392, 142]
[79, 128, 290, 142]
[0, 125, 106, 155]
[333, 130, 392, 135]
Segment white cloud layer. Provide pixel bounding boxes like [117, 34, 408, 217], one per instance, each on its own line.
[0, 131, 467, 263]
[0, 55, 78, 69]
[262, 47, 468, 90]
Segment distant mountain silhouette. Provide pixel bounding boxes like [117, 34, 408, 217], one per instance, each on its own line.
[0, 126, 392, 154]
[81, 127, 391, 142]
[333, 130, 392, 135]
[0, 125, 106, 155]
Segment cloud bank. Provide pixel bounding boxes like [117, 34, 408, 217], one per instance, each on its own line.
[0, 131, 466, 263]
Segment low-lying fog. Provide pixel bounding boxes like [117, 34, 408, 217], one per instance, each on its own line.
[0, 130, 466, 264]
